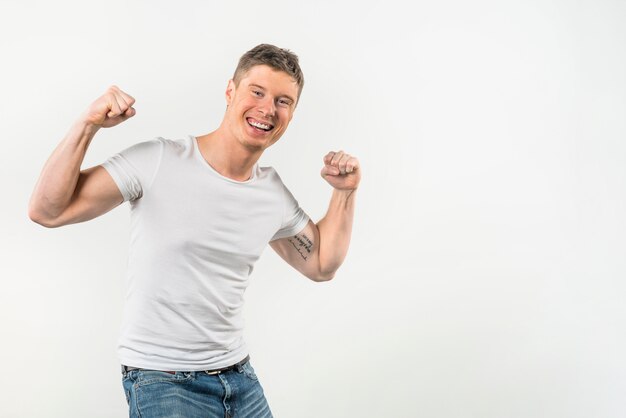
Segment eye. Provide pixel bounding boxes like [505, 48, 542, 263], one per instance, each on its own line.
[252, 90, 263, 97]
[278, 99, 292, 107]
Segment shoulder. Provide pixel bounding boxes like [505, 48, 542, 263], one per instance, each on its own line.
[257, 166, 286, 185]
[258, 165, 278, 177]
[118, 137, 165, 154]
[157, 136, 187, 151]
[133, 135, 191, 157]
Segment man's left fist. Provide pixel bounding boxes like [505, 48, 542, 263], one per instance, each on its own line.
[321, 150, 361, 191]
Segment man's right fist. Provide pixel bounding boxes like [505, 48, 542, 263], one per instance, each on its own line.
[81, 85, 136, 129]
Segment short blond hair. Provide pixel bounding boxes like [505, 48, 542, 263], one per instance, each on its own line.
[233, 44, 304, 100]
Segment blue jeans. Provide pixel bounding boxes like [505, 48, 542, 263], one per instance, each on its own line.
[121, 360, 273, 418]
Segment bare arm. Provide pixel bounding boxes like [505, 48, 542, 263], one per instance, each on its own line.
[28, 86, 136, 228]
[271, 151, 360, 281]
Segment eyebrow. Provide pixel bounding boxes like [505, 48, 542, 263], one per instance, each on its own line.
[249, 84, 295, 103]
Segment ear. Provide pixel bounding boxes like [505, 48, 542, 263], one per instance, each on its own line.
[225, 80, 235, 105]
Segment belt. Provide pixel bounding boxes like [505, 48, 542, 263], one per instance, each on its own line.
[121, 355, 250, 376]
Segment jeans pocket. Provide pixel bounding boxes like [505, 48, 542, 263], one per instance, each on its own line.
[136, 370, 195, 386]
[122, 374, 134, 405]
[240, 361, 259, 381]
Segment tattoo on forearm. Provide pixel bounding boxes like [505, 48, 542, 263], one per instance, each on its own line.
[287, 233, 314, 261]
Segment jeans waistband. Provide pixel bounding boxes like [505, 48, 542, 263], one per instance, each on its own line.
[121, 355, 250, 376]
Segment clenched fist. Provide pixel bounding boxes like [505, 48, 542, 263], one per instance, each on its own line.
[81, 85, 136, 129]
[321, 151, 361, 191]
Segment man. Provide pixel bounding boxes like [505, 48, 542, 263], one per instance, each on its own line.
[28, 44, 359, 417]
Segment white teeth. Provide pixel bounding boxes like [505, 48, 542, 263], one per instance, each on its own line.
[249, 120, 271, 130]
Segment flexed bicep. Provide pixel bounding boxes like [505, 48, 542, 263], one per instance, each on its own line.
[31, 165, 124, 228]
[270, 220, 331, 282]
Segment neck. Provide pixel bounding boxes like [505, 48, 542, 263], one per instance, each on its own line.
[196, 125, 263, 182]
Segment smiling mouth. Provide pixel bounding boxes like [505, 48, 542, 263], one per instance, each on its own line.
[247, 117, 274, 132]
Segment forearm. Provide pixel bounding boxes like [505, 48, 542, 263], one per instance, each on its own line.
[315, 188, 357, 278]
[29, 121, 100, 220]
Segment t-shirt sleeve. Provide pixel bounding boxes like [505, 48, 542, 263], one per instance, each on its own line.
[271, 181, 310, 241]
[101, 138, 164, 202]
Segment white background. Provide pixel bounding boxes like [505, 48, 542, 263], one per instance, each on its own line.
[1, 0, 625, 417]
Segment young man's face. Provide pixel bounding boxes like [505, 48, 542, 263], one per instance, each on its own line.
[225, 64, 299, 152]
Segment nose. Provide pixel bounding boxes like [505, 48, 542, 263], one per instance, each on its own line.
[258, 96, 276, 118]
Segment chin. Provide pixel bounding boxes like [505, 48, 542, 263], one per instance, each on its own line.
[240, 138, 268, 151]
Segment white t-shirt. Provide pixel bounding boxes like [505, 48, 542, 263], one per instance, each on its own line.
[102, 134, 309, 371]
